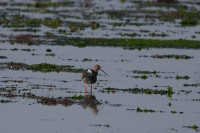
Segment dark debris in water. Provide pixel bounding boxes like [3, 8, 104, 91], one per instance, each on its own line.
[89, 124, 110, 128]
[0, 56, 7, 59]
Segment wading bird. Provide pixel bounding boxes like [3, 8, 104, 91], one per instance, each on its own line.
[81, 64, 107, 94]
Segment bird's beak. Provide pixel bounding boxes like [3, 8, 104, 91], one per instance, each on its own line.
[99, 68, 108, 75]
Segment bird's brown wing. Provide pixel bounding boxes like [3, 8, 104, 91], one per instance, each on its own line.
[81, 70, 87, 80]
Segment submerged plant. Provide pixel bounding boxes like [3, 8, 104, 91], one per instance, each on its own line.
[175, 75, 189, 80]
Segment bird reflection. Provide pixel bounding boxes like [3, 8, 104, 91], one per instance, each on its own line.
[82, 103, 99, 114]
[81, 94, 100, 114]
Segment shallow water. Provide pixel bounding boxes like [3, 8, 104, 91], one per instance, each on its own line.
[0, 0, 200, 40]
[1, 0, 200, 132]
[0, 42, 200, 133]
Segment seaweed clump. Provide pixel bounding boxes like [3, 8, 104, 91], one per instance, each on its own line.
[26, 63, 84, 73]
[0, 62, 84, 73]
[103, 87, 173, 95]
[151, 54, 193, 59]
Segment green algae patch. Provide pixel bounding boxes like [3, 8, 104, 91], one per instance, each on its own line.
[151, 54, 193, 59]
[103, 87, 174, 95]
[0, 62, 84, 73]
[183, 125, 199, 130]
[0, 99, 12, 103]
[175, 75, 189, 80]
[26, 63, 84, 73]
[55, 37, 200, 49]
[127, 107, 166, 113]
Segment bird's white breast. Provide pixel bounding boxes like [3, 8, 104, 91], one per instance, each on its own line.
[87, 69, 92, 74]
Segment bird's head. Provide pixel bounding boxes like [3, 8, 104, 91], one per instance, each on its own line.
[93, 64, 107, 75]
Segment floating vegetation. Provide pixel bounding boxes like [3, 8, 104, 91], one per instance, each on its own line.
[136, 107, 155, 113]
[141, 75, 148, 80]
[33, 1, 74, 8]
[183, 83, 200, 87]
[89, 124, 110, 128]
[6, 34, 200, 48]
[168, 102, 172, 107]
[0, 62, 84, 73]
[178, 9, 200, 26]
[121, 33, 141, 37]
[183, 125, 199, 130]
[53, 37, 200, 49]
[150, 54, 193, 59]
[13, 28, 39, 33]
[45, 53, 55, 57]
[12, 34, 45, 45]
[156, 0, 178, 3]
[103, 87, 173, 95]
[149, 32, 168, 37]
[133, 70, 157, 75]
[72, 94, 84, 100]
[26, 63, 84, 73]
[0, 99, 12, 103]
[127, 107, 183, 114]
[43, 18, 62, 29]
[175, 75, 189, 80]
[0, 56, 7, 59]
[39, 97, 74, 106]
[0, 14, 62, 29]
[0, 62, 28, 70]
[127, 107, 165, 113]
[171, 110, 183, 114]
[82, 58, 92, 62]
[46, 49, 52, 52]
[90, 21, 100, 30]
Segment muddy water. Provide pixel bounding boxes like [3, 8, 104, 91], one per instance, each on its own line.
[0, 42, 200, 133]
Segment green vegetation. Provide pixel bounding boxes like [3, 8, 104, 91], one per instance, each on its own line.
[183, 83, 200, 87]
[178, 8, 200, 26]
[26, 63, 84, 73]
[0, 99, 12, 103]
[0, 15, 62, 28]
[72, 94, 84, 99]
[0, 62, 84, 73]
[175, 75, 189, 80]
[53, 37, 200, 49]
[151, 54, 193, 59]
[33, 1, 74, 8]
[133, 70, 157, 74]
[127, 107, 166, 113]
[141, 75, 148, 80]
[104, 87, 174, 95]
[43, 18, 62, 28]
[136, 107, 156, 113]
[183, 125, 199, 130]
